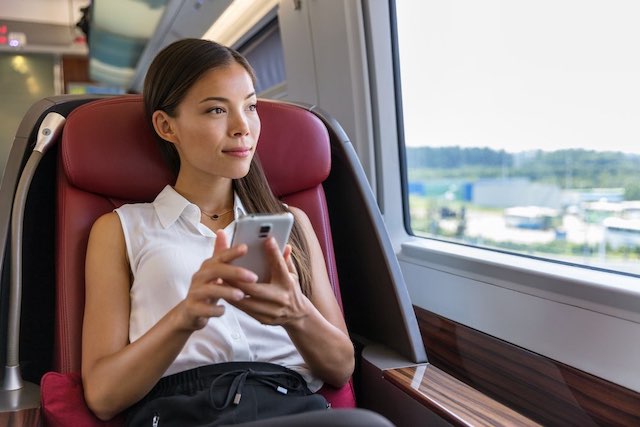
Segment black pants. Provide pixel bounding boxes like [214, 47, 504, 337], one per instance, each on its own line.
[229, 408, 395, 426]
[126, 362, 329, 427]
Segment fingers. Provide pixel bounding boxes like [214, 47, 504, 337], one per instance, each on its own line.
[180, 281, 245, 330]
[227, 240, 309, 326]
[191, 279, 246, 303]
[201, 229, 254, 284]
[231, 296, 288, 325]
[283, 244, 296, 274]
[213, 229, 230, 256]
[283, 244, 292, 260]
[193, 261, 257, 289]
[265, 237, 291, 283]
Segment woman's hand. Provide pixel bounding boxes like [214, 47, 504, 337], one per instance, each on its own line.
[228, 237, 311, 326]
[228, 207, 354, 387]
[175, 230, 258, 331]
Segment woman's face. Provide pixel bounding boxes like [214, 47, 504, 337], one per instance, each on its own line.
[165, 62, 260, 181]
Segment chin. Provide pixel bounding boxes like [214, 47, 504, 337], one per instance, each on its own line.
[229, 165, 252, 180]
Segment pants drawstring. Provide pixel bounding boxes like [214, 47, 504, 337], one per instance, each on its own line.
[209, 369, 306, 410]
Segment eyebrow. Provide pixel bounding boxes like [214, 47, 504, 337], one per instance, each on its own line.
[199, 92, 257, 104]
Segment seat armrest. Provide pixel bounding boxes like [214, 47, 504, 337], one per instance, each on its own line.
[359, 345, 539, 427]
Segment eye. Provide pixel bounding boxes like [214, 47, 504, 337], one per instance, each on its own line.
[247, 104, 257, 112]
[208, 107, 225, 114]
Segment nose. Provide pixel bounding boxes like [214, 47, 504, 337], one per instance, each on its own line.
[229, 111, 250, 138]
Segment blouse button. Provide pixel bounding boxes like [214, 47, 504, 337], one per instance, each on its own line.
[231, 332, 241, 340]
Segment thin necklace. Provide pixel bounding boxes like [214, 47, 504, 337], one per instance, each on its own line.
[200, 207, 233, 221]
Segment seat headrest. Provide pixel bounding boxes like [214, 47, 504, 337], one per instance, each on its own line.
[61, 95, 331, 200]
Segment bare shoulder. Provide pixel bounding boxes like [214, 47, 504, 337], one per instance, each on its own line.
[288, 206, 321, 243]
[288, 206, 312, 229]
[91, 211, 121, 234]
[86, 211, 128, 268]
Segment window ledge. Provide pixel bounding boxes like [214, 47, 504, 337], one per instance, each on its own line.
[399, 237, 640, 323]
[384, 364, 540, 427]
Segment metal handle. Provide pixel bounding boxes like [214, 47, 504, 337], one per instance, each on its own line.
[3, 112, 65, 391]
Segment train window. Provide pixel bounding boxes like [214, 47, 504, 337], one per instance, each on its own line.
[394, 1, 640, 276]
[237, 20, 285, 98]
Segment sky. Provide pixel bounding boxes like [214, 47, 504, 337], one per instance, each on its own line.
[395, 0, 640, 154]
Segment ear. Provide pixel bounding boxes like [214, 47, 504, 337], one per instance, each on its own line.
[152, 110, 178, 144]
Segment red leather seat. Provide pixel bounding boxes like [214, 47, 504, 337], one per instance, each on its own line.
[44, 95, 355, 425]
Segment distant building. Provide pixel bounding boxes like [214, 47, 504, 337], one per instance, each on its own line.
[504, 206, 560, 230]
[581, 200, 640, 226]
[472, 178, 562, 209]
[579, 188, 624, 203]
[562, 188, 625, 207]
[603, 217, 640, 249]
[621, 201, 640, 219]
[408, 179, 472, 200]
[581, 201, 624, 223]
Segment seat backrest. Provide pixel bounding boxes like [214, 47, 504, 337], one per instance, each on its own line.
[54, 95, 353, 406]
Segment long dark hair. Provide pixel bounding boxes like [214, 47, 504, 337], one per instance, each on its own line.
[143, 38, 312, 296]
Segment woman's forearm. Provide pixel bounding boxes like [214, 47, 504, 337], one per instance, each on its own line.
[284, 298, 354, 388]
[83, 307, 191, 421]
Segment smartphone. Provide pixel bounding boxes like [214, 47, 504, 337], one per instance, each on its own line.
[229, 212, 294, 282]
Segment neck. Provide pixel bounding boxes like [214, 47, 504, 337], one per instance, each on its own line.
[173, 175, 234, 214]
[200, 207, 234, 221]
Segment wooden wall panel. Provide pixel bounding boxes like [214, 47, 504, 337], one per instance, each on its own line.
[415, 306, 640, 426]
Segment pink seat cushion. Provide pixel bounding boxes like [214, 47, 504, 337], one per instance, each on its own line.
[318, 381, 357, 409]
[41, 371, 124, 427]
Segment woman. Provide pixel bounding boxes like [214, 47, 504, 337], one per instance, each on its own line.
[81, 38, 391, 426]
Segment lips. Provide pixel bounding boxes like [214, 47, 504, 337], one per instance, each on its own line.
[222, 146, 252, 157]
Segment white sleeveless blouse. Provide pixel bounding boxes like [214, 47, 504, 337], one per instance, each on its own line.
[115, 185, 322, 391]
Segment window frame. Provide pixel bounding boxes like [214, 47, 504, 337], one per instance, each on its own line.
[365, 0, 640, 393]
